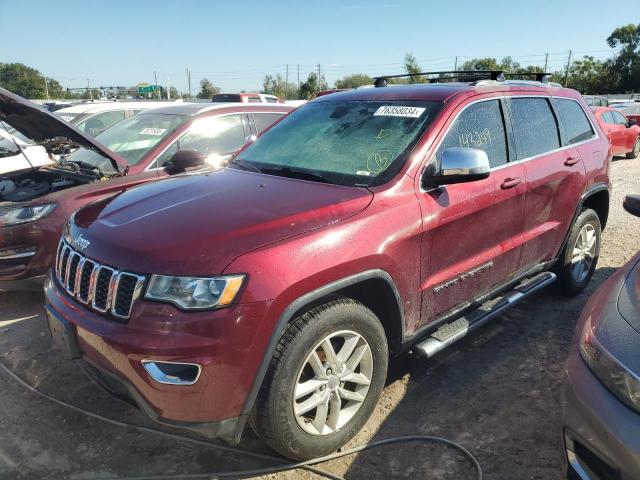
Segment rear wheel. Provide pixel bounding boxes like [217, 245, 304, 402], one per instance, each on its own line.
[250, 297, 388, 460]
[626, 136, 640, 159]
[555, 208, 601, 296]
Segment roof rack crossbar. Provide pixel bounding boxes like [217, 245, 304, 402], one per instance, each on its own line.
[373, 70, 505, 87]
[502, 72, 553, 83]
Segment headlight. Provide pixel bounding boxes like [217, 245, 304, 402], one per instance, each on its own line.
[145, 274, 245, 310]
[580, 321, 640, 413]
[0, 204, 56, 228]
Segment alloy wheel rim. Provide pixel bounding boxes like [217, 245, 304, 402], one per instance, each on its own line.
[634, 138, 640, 156]
[571, 223, 597, 283]
[293, 330, 373, 436]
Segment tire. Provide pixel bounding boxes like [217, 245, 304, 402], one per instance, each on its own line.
[250, 297, 388, 460]
[555, 208, 601, 296]
[626, 136, 640, 159]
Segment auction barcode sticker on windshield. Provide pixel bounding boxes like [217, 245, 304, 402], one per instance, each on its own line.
[373, 106, 425, 118]
[139, 128, 167, 136]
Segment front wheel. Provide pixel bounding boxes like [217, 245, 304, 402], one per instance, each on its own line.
[626, 136, 640, 159]
[250, 297, 388, 460]
[555, 208, 601, 296]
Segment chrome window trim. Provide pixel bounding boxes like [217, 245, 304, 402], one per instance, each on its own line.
[421, 94, 601, 184]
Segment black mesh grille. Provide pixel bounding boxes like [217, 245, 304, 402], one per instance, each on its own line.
[60, 248, 71, 278]
[93, 268, 113, 310]
[54, 240, 144, 320]
[67, 255, 81, 291]
[114, 274, 138, 318]
[78, 261, 94, 301]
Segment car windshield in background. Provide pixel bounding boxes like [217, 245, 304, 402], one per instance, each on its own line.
[56, 111, 84, 123]
[235, 100, 442, 186]
[63, 113, 187, 172]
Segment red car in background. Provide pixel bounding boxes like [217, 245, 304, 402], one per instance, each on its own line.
[0, 88, 292, 289]
[591, 106, 640, 159]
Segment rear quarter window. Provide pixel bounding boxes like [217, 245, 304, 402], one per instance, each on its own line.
[554, 98, 594, 145]
[508, 97, 560, 159]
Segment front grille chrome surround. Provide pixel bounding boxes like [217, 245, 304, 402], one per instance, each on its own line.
[54, 240, 145, 321]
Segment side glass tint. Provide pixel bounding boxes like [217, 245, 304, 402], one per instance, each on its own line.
[554, 99, 594, 145]
[508, 98, 560, 159]
[436, 100, 508, 168]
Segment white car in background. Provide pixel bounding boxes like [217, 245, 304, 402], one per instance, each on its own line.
[55, 101, 183, 137]
[0, 126, 52, 175]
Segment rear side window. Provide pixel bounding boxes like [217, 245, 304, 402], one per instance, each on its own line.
[508, 98, 560, 159]
[253, 113, 284, 133]
[436, 99, 508, 168]
[612, 111, 628, 125]
[554, 99, 594, 145]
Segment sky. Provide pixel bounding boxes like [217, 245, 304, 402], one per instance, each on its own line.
[1, 0, 637, 94]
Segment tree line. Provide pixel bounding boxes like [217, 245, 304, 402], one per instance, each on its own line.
[1, 23, 637, 101]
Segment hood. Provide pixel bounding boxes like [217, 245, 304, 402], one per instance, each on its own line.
[0, 87, 124, 171]
[69, 168, 373, 274]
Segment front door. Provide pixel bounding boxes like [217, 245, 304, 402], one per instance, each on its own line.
[418, 98, 526, 324]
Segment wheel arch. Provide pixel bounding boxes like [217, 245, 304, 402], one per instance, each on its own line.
[233, 269, 404, 442]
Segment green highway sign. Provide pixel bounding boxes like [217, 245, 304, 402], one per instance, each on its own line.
[137, 84, 160, 93]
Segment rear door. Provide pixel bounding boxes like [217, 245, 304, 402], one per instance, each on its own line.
[513, 96, 589, 269]
[418, 98, 527, 322]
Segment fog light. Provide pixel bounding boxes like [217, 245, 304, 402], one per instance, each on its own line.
[0, 246, 37, 260]
[142, 360, 201, 386]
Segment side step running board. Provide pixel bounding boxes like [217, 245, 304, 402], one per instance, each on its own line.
[414, 271, 556, 358]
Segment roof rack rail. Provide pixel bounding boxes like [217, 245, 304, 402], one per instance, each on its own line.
[503, 72, 553, 83]
[373, 70, 505, 87]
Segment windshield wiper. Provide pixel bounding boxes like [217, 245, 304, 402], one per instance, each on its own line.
[230, 158, 264, 174]
[259, 166, 334, 184]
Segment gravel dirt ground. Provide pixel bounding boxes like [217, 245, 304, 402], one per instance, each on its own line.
[1, 157, 639, 480]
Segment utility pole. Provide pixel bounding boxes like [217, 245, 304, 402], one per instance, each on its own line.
[317, 64, 321, 94]
[43, 75, 50, 101]
[564, 50, 572, 85]
[544, 53, 549, 72]
[154, 71, 160, 99]
[297, 64, 300, 90]
[285, 64, 289, 100]
[186, 68, 192, 98]
[87, 79, 92, 101]
[453, 56, 458, 71]
[167, 77, 171, 100]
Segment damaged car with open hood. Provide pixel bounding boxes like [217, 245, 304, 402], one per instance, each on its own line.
[0, 87, 292, 288]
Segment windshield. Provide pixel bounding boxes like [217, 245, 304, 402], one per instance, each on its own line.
[63, 112, 187, 172]
[235, 100, 442, 186]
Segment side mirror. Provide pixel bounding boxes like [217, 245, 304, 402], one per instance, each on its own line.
[623, 195, 640, 217]
[166, 149, 205, 173]
[424, 148, 490, 187]
[628, 118, 637, 127]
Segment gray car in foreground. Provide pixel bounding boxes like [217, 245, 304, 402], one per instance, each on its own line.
[563, 195, 640, 479]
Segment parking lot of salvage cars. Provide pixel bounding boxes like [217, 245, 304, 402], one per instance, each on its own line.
[0, 155, 638, 480]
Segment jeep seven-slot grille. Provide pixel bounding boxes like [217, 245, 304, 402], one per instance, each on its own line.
[55, 240, 145, 321]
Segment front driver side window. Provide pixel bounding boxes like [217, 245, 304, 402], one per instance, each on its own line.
[156, 114, 246, 168]
[436, 100, 508, 168]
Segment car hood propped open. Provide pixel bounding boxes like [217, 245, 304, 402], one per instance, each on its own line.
[0, 87, 125, 172]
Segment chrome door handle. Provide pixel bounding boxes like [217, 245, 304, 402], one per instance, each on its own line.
[500, 177, 523, 189]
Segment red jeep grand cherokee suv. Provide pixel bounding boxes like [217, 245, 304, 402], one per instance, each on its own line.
[45, 73, 611, 460]
[0, 88, 292, 289]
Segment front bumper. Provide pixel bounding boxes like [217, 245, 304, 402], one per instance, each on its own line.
[563, 348, 640, 479]
[44, 273, 278, 444]
[0, 219, 58, 284]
